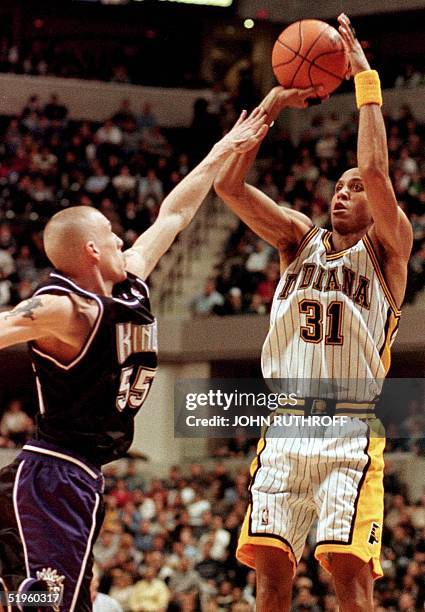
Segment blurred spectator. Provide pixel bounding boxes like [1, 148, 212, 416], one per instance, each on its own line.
[91, 567, 123, 612]
[245, 293, 267, 315]
[204, 82, 230, 117]
[43, 93, 68, 124]
[111, 65, 131, 84]
[128, 567, 170, 612]
[96, 119, 123, 147]
[190, 278, 224, 316]
[394, 64, 424, 88]
[139, 127, 172, 159]
[112, 165, 137, 194]
[138, 168, 164, 205]
[0, 399, 34, 446]
[112, 99, 137, 130]
[190, 98, 221, 162]
[109, 570, 134, 612]
[255, 261, 279, 310]
[85, 161, 110, 195]
[245, 240, 270, 274]
[168, 555, 204, 598]
[214, 287, 243, 316]
[137, 103, 157, 131]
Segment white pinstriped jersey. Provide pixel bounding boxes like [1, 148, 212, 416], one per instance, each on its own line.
[261, 227, 400, 401]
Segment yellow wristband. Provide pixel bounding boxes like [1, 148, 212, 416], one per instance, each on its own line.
[354, 70, 382, 108]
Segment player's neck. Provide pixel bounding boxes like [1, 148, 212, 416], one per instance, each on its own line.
[66, 269, 114, 297]
[330, 228, 367, 252]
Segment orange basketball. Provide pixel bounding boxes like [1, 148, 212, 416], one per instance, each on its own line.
[272, 19, 349, 97]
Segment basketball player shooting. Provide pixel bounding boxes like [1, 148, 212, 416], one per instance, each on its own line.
[214, 13, 412, 612]
[0, 108, 268, 612]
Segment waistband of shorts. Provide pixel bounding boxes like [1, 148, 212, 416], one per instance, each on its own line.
[276, 398, 377, 419]
[19, 440, 103, 480]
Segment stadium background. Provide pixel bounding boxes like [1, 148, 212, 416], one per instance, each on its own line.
[0, 0, 424, 610]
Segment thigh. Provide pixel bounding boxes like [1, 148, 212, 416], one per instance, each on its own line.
[254, 546, 294, 612]
[314, 431, 385, 579]
[13, 457, 104, 612]
[237, 436, 317, 572]
[0, 461, 28, 592]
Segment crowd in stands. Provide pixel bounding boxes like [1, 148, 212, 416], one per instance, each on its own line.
[0, 394, 423, 611]
[0, 87, 422, 318]
[0, 37, 192, 87]
[1, 34, 424, 91]
[86, 457, 425, 611]
[0, 90, 423, 314]
[0, 92, 201, 307]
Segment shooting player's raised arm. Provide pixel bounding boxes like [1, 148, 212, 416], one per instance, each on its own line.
[214, 86, 322, 253]
[338, 13, 412, 261]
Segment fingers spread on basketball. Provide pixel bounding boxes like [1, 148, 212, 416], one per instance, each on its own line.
[338, 14, 356, 50]
[336, 14, 370, 75]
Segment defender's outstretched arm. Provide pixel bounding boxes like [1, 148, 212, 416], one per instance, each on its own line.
[123, 108, 269, 279]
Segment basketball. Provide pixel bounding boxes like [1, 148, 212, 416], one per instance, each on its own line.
[272, 19, 349, 97]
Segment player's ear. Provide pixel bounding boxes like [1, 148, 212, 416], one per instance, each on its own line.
[86, 241, 100, 260]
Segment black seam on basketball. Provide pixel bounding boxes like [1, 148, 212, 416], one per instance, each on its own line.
[272, 45, 301, 68]
[307, 56, 344, 90]
[289, 22, 328, 89]
[289, 20, 306, 88]
[274, 41, 346, 82]
[310, 49, 346, 81]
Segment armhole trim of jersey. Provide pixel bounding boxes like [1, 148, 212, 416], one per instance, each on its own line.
[31, 286, 104, 371]
[135, 275, 150, 297]
[362, 235, 401, 316]
[378, 308, 400, 375]
[294, 226, 320, 258]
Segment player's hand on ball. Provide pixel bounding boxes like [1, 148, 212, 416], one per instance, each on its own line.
[274, 85, 327, 109]
[222, 107, 269, 153]
[338, 13, 371, 77]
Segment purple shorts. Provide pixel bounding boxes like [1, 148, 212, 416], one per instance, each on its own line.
[0, 441, 105, 612]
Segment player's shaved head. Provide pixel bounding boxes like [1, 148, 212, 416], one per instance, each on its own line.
[44, 206, 106, 274]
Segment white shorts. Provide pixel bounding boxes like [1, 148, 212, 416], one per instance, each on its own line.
[237, 418, 385, 579]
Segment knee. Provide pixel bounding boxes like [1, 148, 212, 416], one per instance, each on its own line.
[254, 546, 294, 606]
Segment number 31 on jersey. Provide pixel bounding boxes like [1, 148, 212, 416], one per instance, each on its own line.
[116, 366, 157, 411]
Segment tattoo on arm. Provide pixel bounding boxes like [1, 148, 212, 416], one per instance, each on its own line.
[4, 298, 44, 321]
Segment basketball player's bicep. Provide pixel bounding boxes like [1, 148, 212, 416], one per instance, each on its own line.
[0, 295, 73, 347]
[364, 174, 413, 258]
[235, 185, 312, 249]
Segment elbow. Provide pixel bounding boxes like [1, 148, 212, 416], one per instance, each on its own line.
[214, 176, 243, 200]
[213, 176, 229, 197]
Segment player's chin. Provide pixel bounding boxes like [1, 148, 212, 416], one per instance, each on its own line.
[115, 266, 128, 283]
[331, 214, 354, 234]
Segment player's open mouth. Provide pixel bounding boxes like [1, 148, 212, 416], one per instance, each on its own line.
[333, 202, 347, 211]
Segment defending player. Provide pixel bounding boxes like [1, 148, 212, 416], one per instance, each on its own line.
[214, 14, 412, 612]
[0, 108, 268, 612]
